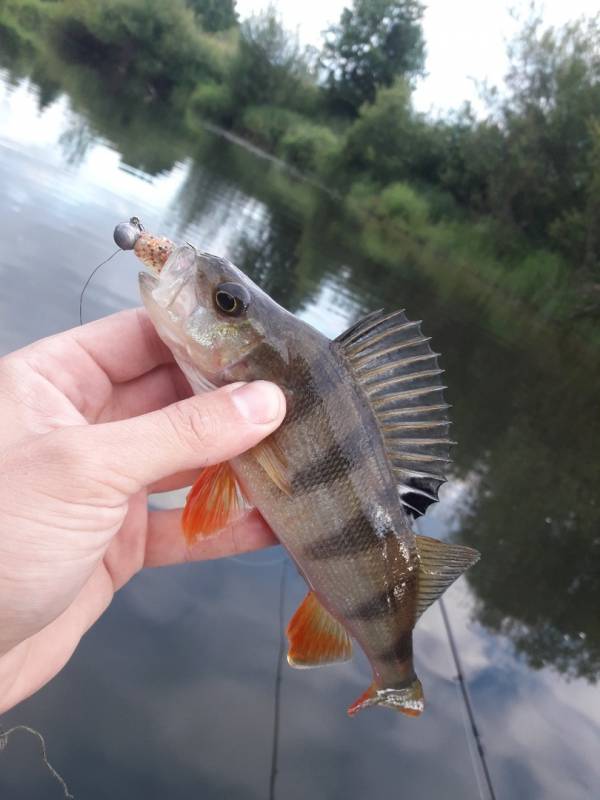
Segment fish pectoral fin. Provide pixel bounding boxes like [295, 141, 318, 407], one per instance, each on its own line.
[415, 534, 480, 619]
[251, 437, 292, 496]
[287, 591, 352, 668]
[181, 461, 248, 544]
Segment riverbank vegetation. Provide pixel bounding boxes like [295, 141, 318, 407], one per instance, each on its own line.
[1, 0, 599, 333]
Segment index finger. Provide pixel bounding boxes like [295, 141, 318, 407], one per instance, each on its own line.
[144, 508, 279, 567]
[69, 307, 173, 383]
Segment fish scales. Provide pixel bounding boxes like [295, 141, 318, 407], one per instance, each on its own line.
[123, 229, 481, 717]
[232, 338, 421, 686]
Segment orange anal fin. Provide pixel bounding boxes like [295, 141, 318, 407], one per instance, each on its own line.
[182, 462, 247, 544]
[286, 591, 352, 668]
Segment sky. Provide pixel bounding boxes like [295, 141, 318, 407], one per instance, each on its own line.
[235, 0, 597, 115]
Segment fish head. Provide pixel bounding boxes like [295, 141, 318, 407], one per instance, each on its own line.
[139, 244, 301, 392]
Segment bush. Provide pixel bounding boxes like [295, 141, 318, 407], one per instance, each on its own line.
[342, 80, 440, 185]
[51, 0, 226, 101]
[241, 105, 301, 149]
[279, 121, 340, 174]
[189, 81, 233, 124]
[348, 180, 429, 228]
[506, 250, 568, 307]
[379, 182, 429, 226]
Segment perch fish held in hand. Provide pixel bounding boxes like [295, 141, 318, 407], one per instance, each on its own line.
[115, 219, 479, 717]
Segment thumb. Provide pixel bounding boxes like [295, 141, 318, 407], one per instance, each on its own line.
[91, 381, 286, 490]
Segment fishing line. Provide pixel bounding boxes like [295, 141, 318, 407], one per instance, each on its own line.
[0, 724, 74, 799]
[439, 597, 497, 800]
[78, 248, 121, 325]
[268, 559, 288, 800]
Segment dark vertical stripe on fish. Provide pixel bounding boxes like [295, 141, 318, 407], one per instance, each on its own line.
[303, 509, 388, 560]
[290, 421, 371, 494]
[290, 439, 354, 493]
[378, 632, 414, 664]
[285, 353, 330, 426]
[346, 576, 418, 621]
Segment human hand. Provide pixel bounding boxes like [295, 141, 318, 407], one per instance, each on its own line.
[0, 309, 285, 713]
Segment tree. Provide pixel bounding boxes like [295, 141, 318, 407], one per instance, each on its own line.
[485, 14, 600, 270]
[321, 0, 425, 116]
[185, 0, 237, 32]
[229, 6, 314, 113]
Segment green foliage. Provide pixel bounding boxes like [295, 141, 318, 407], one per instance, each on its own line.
[341, 79, 462, 201]
[2, 0, 600, 325]
[482, 15, 600, 275]
[344, 80, 409, 171]
[229, 6, 316, 115]
[188, 81, 234, 125]
[185, 0, 237, 32]
[322, 0, 425, 115]
[379, 182, 428, 224]
[241, 105, 302, 150]
[350, 179, 428, 227]
[51, 0, 228, 102]
[279, 121, 341, 174]
[0, 0, 49, 69]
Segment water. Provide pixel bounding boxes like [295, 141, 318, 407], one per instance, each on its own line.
[0, 63, 599, 800]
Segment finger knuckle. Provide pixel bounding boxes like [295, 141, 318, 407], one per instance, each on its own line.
[162, 401, 219, 452]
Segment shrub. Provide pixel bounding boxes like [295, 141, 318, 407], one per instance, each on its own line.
[380, 182, 429, 226]
[51, 0, 224, 101]
[279, 121, 341, 174]
[342, 80, 439, 185]
[189, 81, 233, 124]
[241, 105, 301, 149]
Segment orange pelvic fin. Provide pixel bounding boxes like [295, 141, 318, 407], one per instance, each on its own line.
[287, 591, 352, 668]
[347, 679, 424, 718]
[182, 462, 247, 544]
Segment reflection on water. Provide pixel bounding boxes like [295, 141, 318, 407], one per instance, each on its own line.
[0, 43, 599, 800]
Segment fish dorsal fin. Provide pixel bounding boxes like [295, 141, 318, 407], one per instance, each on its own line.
[335, 309, 452, 518]
[287, 591, 353, 668]
[182, 462, 248, 544]
[415, 534, 480, 619]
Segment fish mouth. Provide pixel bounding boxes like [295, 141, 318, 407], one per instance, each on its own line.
[138, 269, 159, 299]
[138, 244, 198, 323]
[138, 246, 220, 393]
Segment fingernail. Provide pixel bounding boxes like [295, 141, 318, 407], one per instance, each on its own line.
[231, 381, 283, 424]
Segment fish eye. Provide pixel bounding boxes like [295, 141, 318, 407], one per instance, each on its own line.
[214, 282, 251, 317]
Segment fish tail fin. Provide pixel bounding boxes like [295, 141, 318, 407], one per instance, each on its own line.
[347, 678, 424, 718]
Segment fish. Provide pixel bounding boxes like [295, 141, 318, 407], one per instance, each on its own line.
[114, 219, 480, 717]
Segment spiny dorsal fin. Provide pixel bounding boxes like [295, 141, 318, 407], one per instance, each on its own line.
[335, 309, 452, 518]
[415, 534, 480, 619]
[287, 591, 353, 668]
